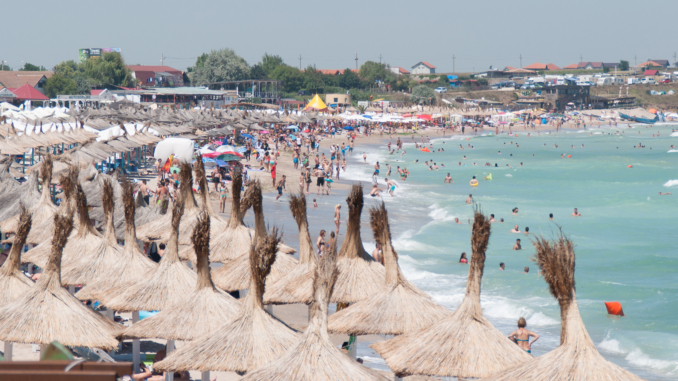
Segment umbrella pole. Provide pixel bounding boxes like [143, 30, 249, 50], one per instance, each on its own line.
[3, 342, 12, 361]
[68, 286, 75, 295]
[201, 371, 210, 381]
[132, 311, 140, 374]
[166, 340, 175, 381]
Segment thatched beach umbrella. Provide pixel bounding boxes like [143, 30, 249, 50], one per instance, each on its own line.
[0, 153, 56, 235]
[154, 227, 300, 374]
[102, 193, 197, 312]
[0, 206, 33, 305]
[136, 163, 204, 245]
[481, 232, 645, 381]
[371, 210, 532, 378]
[327, 202, 450, 336]
[0, 212, 121, 350]
[332, 184, 384, 304]
[61, 179, 124, 285]
[263, 190, 317, 305]
[211, 180, 298, 292]
[75, 177, 157, 302]
[22, 181, 107, 281]
[121, 212, 240, 340]
[241, 239, 390, 381]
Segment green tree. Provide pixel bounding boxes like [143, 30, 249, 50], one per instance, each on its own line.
[619, 60, 629, 71]
[270, 65, 304, 92]
[81, 52, 135, 87]
[54, 60, 79, 78]
[249, 63, 266, 79]
[302, 66, 325, 91]
[43, 74, 77, 98]
[74, 74, 91, 95]
[19, 62, 47, 71]
[359, 61, 393, 84]
[187, 53, 208, 73]
[411, 85, 435, 104]
[192, 48, 250, 86]
[261, 54, 285, 77]
[603, 66, 610, 73]
[339, 69, 362, 89]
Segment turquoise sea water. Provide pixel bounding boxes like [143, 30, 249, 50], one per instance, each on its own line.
[336, 125, 678, 379]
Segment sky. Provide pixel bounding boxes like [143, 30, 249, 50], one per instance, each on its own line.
[3, 0, 677, 74]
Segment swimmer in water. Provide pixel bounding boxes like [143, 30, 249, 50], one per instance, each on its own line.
[454, 218, 464, 225]
[513, 239, 522, 250]
[489, 214, 496, 223]
[444, 173, 453, 183]
[470, 176, 479, 187]
[571, 208, 582, 217]
[466, 194, 473, 204]
[511, 225, 521, 233]
[659, 192, 672, 195]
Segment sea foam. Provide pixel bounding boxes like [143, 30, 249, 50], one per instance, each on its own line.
[663, 179, 678, 188]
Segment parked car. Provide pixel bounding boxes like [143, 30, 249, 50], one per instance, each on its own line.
[520, 84, 536, 89]
[659, 78, 671, 84]
[641, 78, 656, 85]
[434, 87, 447, 93]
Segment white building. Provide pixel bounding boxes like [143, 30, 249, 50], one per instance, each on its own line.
[411, 62, 436, 75]
[390, 67, 410, 75]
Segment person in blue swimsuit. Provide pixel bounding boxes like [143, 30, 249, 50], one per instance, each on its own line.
[508, 317, 539, 355]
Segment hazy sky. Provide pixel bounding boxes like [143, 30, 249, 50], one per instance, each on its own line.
[3, 0, 677, 73]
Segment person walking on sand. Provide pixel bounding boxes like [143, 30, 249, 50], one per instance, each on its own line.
[303, 167, 312, 194]
[508, 317, 539, 354]
[219, 183, 229, 213]
[275, 175, 286, 201]
[270, 161, 277, 188]
[333, 204, 341, 234]
[316, 230, 326, 256]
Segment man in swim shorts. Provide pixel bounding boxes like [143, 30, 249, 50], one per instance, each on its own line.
[384, 178, 398, 197]
[370, 184, 382, 197]
[444, 173, 453, 183]
[275, 175, 286, 201]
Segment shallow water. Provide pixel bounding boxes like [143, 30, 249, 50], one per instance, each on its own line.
[328, 124, 678, 380]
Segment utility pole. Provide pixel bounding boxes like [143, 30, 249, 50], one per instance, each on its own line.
[519, 54, 523, 68]
[379, 54, 382, 64]
[299, 55, 302, 70]
[579, 54, 583, 63]
[452, 54, 456, 73]
[634, 55, 637, 67]
[674, 52, 677, 67]
[161, 53, 164, 66]
[355, 51, 358, 70]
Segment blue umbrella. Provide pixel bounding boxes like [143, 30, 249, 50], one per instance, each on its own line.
[343, 126, 355, 131]
[241, 133, 254, 139]
[285, 125, 299, 130]
[215, 159, 229, 167]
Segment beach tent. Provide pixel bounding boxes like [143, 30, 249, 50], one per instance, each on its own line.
[304, 95, 328, 111]
[154, 137, 194, 164]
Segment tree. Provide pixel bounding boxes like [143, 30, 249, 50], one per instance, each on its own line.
[81, 52, 135, 87]
[359, 61, 393, 84]
[270, 65, 304, 92]
[261, 54, 285, 77]
[619, 60, 629, 71]
[192, 48, 250, 86]
[187, 53, 208, 73]
[603, 66, 610, 73]
[43, 74, 77, 98]
[19, 62, 47, 71]
[439, 74, 449, 85]
[339, 69, 362, 89]
[54, 60, 79, 78]
[302, 66, 325, 91]
[249, 63, 266, 79]
[74, 74, 91, 95]
[411, 85, 435, 104]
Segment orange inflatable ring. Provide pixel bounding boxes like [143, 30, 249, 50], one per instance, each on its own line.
[628, 165, 633, 168]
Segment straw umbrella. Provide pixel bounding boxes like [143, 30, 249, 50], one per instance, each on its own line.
[328, 202, 450, 336]
[0, 153, 56, 235]
[61, 178, 124, 286]
[102, 184, 197, 313]
[0, 205, 34, 305]
[371, 210, 532, 379]
[154, 227, 300, 374]
[332, 184, 384, 304]
[136, 162, 205, 245]
[481, 232, 645, 381]
[241, 239, 390, 381]
[0, 212, 121, 350]
[121, 212, 240, 339]
[211, 180, 298, 292]
[122, 213, 240, 381]
[22, 178, 106, 280]
[263, 190, 317, 305]
[75, 177, 157, 302]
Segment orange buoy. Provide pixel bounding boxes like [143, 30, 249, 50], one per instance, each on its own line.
[605, 301, 625, 316]
[567, 155, 572, 158]
[466, 138, 469, 140]
[628, 165, 633, 168]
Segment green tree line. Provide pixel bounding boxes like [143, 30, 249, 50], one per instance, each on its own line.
[43, 52, 135, 98]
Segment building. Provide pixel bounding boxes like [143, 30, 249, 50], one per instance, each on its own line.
[305, 69, 359, 75]
[411, 62, 436, 75]
[637, 60, 669, 69]
[206, 80, 281, 104]
[390, 67, 410, 75]
[127, 65, 184, 87]
[536, 83, 590, 110]
[325, 93, 351, 108]
[115, 87, 237, 108]
[564, 62, 621, 70]
[4, 84, 50, 104]
[522, 63, 561, 71]
[0, 71, 53, 94]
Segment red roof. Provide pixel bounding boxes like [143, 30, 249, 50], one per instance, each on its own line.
[421, 61, 436, 69]
[523, 63, 561, 70]
[644, 70, 659, 76]
[91, 90, 105, 96]
[563, 63, 579, 69]
[504, 66, 517, 71]
[393, 67, 410, 74]
[6, 84, 49, 101]
[126, 65, 182, 74]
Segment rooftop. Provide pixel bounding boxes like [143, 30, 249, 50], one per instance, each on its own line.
[126, 65, 182, 74]
[0, 71, 53, 88]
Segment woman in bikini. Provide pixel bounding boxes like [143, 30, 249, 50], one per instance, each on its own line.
[333, 204, 341, 234]
[508, 317, 539, 355]
[219, 182, 229, 213]
[316, 230, 326, 256]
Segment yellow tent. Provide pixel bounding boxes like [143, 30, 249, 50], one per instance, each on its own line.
[304, 94, 328, 111]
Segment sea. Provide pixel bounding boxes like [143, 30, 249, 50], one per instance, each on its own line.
[257, 123, 678, 380]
